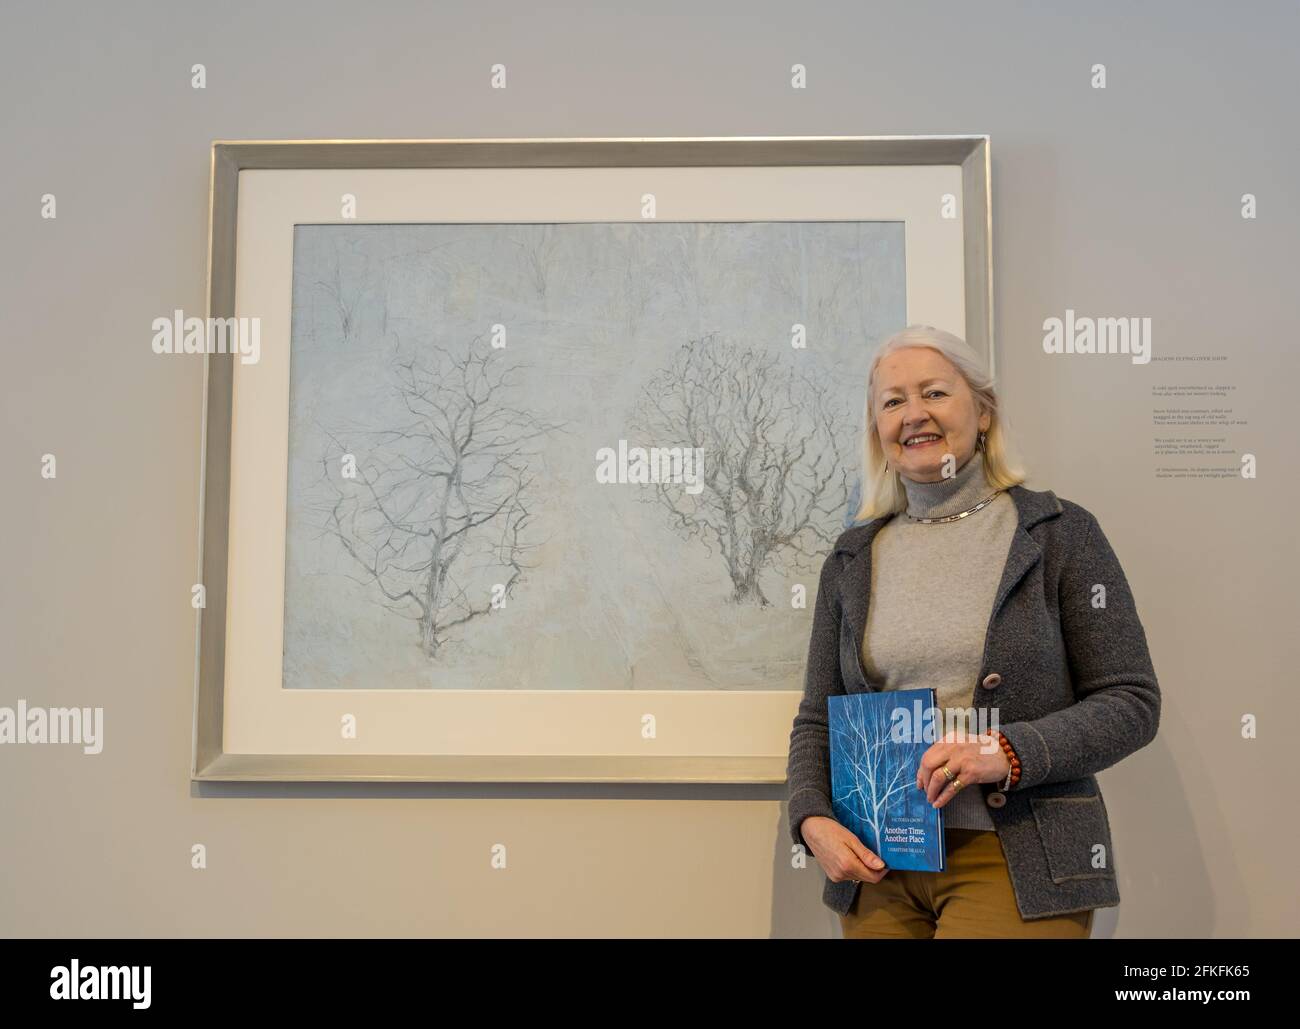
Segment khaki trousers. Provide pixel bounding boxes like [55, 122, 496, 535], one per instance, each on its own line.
[839, 828, 1096, 939]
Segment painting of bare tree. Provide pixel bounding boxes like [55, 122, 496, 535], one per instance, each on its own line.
[627, 332, 854, 608]
[282, 221, 904, 690]
[311, 342, 568, 659]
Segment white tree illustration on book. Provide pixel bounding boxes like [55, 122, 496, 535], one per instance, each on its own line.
[311, 340, 570, 659]
[830, 692, 943, 869]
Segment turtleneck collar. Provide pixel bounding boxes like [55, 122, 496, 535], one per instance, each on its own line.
[900, 452, 998, 520]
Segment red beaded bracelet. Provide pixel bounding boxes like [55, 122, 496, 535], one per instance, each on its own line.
[994, 730, 1021, 789]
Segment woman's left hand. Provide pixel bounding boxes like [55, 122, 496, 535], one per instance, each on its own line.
[917, 731, 1012, 808]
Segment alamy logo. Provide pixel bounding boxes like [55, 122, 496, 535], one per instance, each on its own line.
[151, 309, 260, 364]
[50, 960, 150, 1008]
[890, 700, 1002, 753]
[1042, 308, 1151, 364]
[595, 440, 705, 495]
[0, 700, 103, 754]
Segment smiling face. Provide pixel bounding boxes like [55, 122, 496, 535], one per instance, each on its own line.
[872, 346, 991, 483]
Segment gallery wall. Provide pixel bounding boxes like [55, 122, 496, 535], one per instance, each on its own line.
[1, 0, 1296, 937]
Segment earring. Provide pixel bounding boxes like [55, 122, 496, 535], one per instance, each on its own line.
[978, 431, 987, 452]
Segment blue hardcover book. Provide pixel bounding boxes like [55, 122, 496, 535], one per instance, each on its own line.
[828, 687, 946, 872]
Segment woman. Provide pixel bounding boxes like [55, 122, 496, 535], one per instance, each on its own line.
[786, 325, 1161, 939]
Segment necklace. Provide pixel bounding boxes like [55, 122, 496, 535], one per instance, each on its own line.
[906, 490, 1003, 524]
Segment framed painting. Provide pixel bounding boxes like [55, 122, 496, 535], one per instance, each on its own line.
[191, 135, 994, 782]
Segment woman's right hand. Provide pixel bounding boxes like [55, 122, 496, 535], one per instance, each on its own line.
[800, 816, 889, 884]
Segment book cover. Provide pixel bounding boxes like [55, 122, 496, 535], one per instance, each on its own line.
[828, 687, 947, 872]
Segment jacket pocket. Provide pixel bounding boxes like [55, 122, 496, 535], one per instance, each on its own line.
[1029, 795, 1117, 885]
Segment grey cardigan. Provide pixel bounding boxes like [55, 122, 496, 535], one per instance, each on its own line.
[786, 484, 1161, 920]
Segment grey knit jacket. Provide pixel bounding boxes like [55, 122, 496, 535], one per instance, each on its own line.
[786, 484, 1161, 920]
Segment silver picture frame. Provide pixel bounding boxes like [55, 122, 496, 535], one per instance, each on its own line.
[192, 135, 994, 782]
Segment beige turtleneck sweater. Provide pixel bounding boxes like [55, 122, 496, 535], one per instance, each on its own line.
[860, 453, 1016, 832]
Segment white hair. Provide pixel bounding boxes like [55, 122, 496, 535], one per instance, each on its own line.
[853, 325, 1029, 522]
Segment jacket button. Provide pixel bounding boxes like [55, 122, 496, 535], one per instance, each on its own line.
[981, 673, 1002, 689]
[986, 791, 1007, 808]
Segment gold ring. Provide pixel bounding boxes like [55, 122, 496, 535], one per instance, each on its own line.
[941, 765, 955, 782]
[951, 779, 964, 793]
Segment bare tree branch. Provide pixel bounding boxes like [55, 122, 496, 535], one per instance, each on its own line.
[308, 337, 571, 658]
[628, 332, 853, 607]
